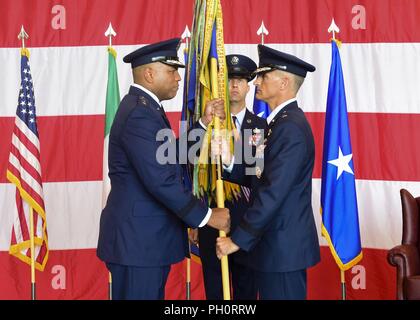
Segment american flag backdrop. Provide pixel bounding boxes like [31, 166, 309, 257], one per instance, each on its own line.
[1, 0, 420, 299]
[6, 50, 48, 271]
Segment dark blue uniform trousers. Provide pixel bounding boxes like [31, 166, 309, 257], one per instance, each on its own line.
[255, 269, 307, 300]
[199, 226, 257, 300]
[107, 263, 170, 300]
[200, 225, 306, 300]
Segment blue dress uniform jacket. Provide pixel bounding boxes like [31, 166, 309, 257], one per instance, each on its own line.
[97, 85, 208, 267]
[224, 101, 320, 273]
[229, 109, 268, 266]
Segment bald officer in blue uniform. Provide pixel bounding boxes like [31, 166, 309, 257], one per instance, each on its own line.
[97, 38, 230, 300]
[216, 45, 320, 300]
[196, 54, 267, 300]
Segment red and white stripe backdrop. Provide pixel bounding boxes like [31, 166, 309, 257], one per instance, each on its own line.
[1, 0, 419, 299]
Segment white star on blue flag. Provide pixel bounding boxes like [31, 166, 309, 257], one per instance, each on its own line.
[327, 146, 354, 179]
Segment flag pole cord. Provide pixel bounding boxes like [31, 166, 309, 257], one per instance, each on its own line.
[341, 270, 346, 300]
[29, 207, 36, 300]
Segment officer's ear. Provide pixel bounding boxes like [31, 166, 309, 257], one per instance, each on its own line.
[280, 78, 287, 90]
[279, 74, 290, 91]
[143, 66, 155, 84]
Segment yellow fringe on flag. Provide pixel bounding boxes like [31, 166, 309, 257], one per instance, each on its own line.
[21, 48, 30, 58]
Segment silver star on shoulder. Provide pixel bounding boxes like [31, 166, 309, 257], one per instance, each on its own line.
[327, 146, 354, 180]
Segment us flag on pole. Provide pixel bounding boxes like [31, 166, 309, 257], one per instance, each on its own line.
[6, 49, 48, 271]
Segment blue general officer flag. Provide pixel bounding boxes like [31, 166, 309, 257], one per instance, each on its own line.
[252, 88, 270, 119]
[320, 40, 362, 271]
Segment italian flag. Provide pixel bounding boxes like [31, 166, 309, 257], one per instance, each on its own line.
[102, 47, 120, 207]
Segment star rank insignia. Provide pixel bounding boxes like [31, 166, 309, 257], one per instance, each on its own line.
[139, 96, 147, 105]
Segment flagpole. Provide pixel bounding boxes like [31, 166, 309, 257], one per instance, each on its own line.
[186, 241, 191, 300]
[207, 32, 230, 298]
[182, 26, 193, 300]
[328, 18, 339, 42]
[210, 60, 231, 300]
[327, 18, 348, 301]
[215, 118, 230, 301]
[105, 22, 116, 49]
[212, 1, 231, 300]
[253, 22, 271, 119]
[104, 22, 117, 300]
[188, 0, 231, 299]
[341, 270, 346, 300]
[108, 272, 112, 300]
[257, 21, 269, 45]
[29, 207, 36, 300]
[18, 25, 36, 300]
[18, 25, 28, 50]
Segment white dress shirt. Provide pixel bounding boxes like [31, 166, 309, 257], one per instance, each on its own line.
[231, 106, 247, 131]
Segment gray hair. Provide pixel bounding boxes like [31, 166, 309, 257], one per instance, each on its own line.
[277, 70, 305, 94]
[293, 74, 305, 93]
